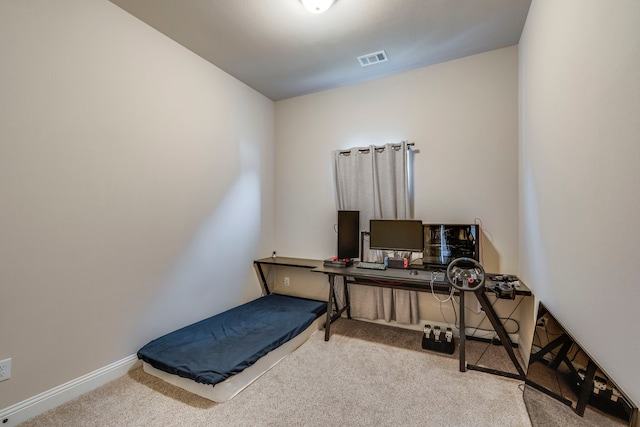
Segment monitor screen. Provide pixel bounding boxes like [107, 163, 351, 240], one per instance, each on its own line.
[369, 220, 424, 252]
[423, 224, 479, 268]
[337, 210, 360, 259]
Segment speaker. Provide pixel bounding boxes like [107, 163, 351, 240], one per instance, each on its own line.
[337, 211, 359, 260]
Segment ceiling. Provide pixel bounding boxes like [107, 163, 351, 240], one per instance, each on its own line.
[108, 0, 532, 101]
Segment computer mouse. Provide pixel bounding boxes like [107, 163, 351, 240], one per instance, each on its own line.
[409, 270, 418, 276]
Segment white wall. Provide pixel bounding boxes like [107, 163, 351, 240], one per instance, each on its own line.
[0, 0, 274, 408]
[519, 0, 640, 404]
[275, 46, 519, 273]
[274, 47, 527, 344]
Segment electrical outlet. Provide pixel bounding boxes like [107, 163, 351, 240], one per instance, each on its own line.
[0, 358, 11, 381]
[284, 277, 290, 287]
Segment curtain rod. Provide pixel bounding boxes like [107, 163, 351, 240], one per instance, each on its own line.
[339, 141, 414, 156]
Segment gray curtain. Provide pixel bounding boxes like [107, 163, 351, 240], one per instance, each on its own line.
[332, 141, 419, 324]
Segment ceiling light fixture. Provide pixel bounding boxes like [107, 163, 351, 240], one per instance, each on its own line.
[301, 0, 335, 14]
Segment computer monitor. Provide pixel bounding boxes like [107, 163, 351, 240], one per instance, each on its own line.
[337, 210, 360, 259]
[369, 220, 424, 253]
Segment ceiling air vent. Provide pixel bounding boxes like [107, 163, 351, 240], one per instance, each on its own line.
[357, 50, 388, 67]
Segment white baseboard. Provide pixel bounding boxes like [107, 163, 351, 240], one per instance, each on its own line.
[0, 355, 140, 427]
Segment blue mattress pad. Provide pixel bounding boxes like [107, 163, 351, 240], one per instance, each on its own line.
[137, 294, 326, 386]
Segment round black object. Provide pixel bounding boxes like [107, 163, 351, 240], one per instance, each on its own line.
[446, 257, 486, 291]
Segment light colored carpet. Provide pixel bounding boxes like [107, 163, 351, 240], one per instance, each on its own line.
[20, 318, 533, 427]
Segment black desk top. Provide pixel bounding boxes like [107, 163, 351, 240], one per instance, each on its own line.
[253, 257, 531, 296]
[254, 257, 323, 269]
[315, 264, 442, 284]
[313, 264, 532, 296]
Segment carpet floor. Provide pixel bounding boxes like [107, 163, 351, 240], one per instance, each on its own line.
[20, 318, 537, 426]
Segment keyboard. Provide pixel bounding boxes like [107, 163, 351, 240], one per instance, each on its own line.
[356, 262, 387, 271]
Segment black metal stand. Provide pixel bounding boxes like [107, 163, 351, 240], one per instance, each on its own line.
[462, 288, 527, 380]
[324, 273, 351, 341]
[459, 290, 466, 372]
[526, 331, 607, 417]
[313, 264, 531, 374]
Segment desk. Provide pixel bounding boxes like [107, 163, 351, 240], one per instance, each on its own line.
[253, 257, 322, 295]
[313, 264, 530, 379]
